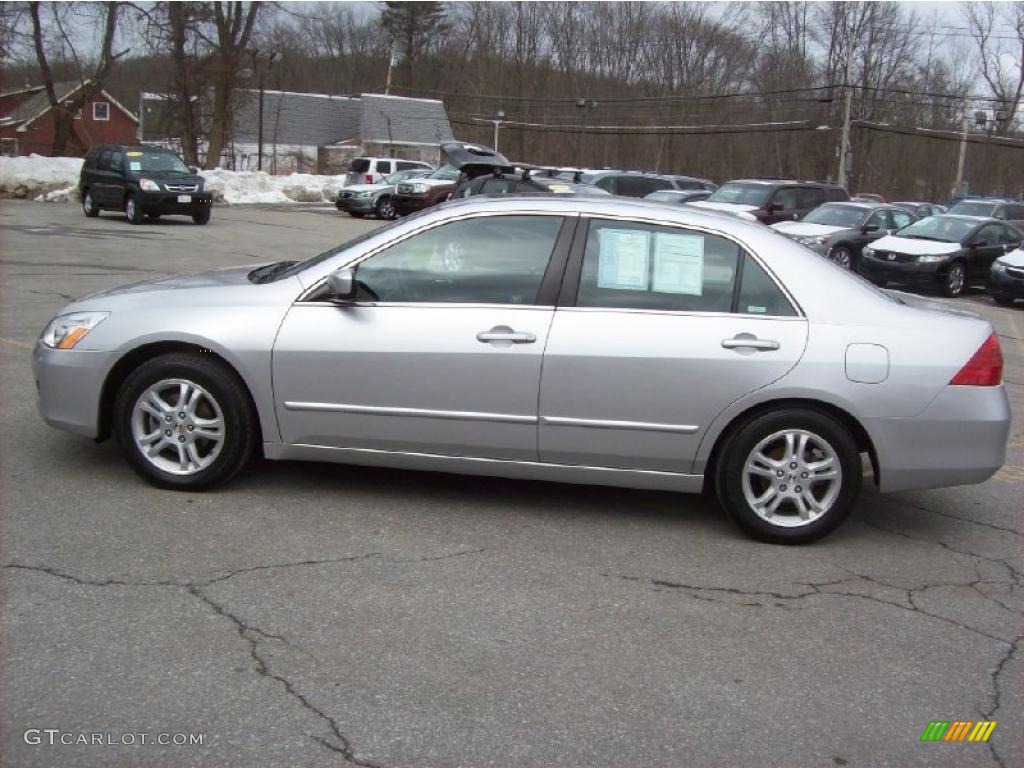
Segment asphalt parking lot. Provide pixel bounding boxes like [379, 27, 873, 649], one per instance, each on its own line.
[1, 200, 1021, 768]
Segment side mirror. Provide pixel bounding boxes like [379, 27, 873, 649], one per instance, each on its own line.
[188, 165, 200, 175]
[326, 267, 356, 301]
[862, 223, 880, 233]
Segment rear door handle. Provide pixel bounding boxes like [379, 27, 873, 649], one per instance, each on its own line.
[477, 326, 536, 344]
[722, 334, 780, 351]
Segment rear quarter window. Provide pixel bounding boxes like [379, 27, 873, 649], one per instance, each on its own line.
[349, 158, 370, 173]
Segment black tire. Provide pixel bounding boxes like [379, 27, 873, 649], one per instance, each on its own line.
[374, 195, 395, 220]
[82, 190, 100, 217]
[349, 211, 365, 219]
[125, 194, 145, 225]
[829, 245, 855, 270]
[992, 296, 1015, 307]
[716, 408, 862, 544]
[942, 261, 966, 298]
[146, 212, 161, 220]
[192, 207, 211, 225]
[112, 353, 258, 490]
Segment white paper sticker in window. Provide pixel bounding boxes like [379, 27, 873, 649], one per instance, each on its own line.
[597, 228, 650, 290]
[652, 232, 704, 295]
[129, 161, 141, 171]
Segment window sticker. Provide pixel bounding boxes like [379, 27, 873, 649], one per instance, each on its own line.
[125, 151, 143, 157]
[129, 161, 141, 171]
[652, 231, 704, 295]
[597, 228, 650, 290]
[746, 305, 767, 314]
[547, 183, 573, 194]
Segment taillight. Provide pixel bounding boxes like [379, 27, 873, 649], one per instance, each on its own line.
[950, 332, 1003, 386]
[365, 174, 373, 183]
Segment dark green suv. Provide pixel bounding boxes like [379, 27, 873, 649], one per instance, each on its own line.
[79, 144, 213, 225]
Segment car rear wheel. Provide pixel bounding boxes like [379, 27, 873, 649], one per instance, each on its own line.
[717, 409, 861, 544]
[125, 194, 144, 225]
[192, 207, 210, 225]
[113, 353, 257, 489]
[375, 196, 395, 219]
[82, 191, 100, 217]
[942, 261, 966, 298]
[830, 245, 854, 270]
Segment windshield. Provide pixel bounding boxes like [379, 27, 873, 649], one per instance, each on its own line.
[385, 169, 428, 185]
[430, 165, 460, 181]
[897, 216, 975, 243]
[706, 182, 772, 207]
[948, 201, 996, 217]
[127, 150, 191, 176]
[801, 204, 866, 228]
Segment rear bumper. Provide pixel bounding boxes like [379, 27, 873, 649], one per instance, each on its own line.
[32, 342, 115, 439]
[864, 385, 1010, 492]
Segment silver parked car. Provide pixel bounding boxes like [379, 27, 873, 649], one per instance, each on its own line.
[33, 197, 1010, 543]
[336, 168, 432, 219]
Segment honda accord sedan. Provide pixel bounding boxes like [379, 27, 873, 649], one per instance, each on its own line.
[33, 197, 1009, 543]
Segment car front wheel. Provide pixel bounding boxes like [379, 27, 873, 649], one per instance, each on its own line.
[113, 353, 257, 489]
[717, 409, 861, 544]
[829, 245, 854, 270]
[125, 194, 145, 225]
[375, 196, 396, 219]
[942, 261, 966, 297]
[82, 190, 100, 217]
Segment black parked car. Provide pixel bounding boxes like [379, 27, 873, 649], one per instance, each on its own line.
[452, 169, 611, 199]
[860, 215, 1023, 297]
[79, 144, 212, 225]
[570, 170, 715, 198]
[771, 202, 916, 270]
[891, 201, 946, 219]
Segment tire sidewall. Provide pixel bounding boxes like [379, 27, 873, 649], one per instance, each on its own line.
[83, 191, 99, 216]
[113, 354, 255, 489]
[718, 409, 862, 544]
[125, 194, 144, 225]
[831, 246, 853, 270]
[944, 262, 966, 297]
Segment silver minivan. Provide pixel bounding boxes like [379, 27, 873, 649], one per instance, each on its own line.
[344, 157, 433, 186]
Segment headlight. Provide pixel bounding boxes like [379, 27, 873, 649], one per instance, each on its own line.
[863, 247, 874, 257]
[40, 311, 109, 349]
[992, 260, 1008, 272]
[356, 191, 373, 198]
[917, 255, 947, 263]
[797, 235, 829, 246]
[139, 178, 161, 192]
[410, 184, 429, 194]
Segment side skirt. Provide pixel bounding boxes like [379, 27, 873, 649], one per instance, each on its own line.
[263, 443, 704, 493]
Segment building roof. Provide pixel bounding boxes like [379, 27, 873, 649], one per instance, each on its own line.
[233, 90, 361, 146]
[0, 80, 138, 127]
[358, 93, 454, 146]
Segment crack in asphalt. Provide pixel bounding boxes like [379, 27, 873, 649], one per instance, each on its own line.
[982, 634, 1020, 768]
[883, 495, 1024, 537]
[4, 547, 488, 765]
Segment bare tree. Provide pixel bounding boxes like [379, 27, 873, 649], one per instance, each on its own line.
[28, 1, 127, 155]
[963, 1, 1024, 134]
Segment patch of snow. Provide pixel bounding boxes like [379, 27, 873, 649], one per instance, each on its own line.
[34, 185, 77, 203]
[0, 154, 82, 200]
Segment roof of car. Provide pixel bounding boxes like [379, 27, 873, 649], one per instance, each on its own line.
[728, 178, 843, 187]
[935, 214, 995, 223]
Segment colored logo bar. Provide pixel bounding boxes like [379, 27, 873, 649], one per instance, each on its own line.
[921, 721, 997, 742]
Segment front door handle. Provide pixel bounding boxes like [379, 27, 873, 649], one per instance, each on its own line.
[722, 334, 780, 351]
[477, 325, 536, 344]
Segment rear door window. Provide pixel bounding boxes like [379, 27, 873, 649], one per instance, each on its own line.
[109, 152, 125, 175]
[795, 188, 823, 210]
[575, 219, 741, 313]
[772, 188, 799, 211]
[97, 150, 112, 171]
[737, 255, 797, 317]
[376, 160, 392, 175]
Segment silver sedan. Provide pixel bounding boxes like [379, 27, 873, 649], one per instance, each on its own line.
[32, 197, 1010, 543]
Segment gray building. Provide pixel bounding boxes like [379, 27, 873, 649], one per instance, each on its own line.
[140, 89, 455, 174]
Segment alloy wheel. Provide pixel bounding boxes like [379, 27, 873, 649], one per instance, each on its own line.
[830, 247, 853, 270]
[131, 378, 225, 476]
[741, 429, 842, 528]
[947, 264, 965, 296]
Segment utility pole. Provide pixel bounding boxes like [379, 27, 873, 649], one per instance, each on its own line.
[952, 107, 969, 200]
[385, 42, 397, 95]
[836, 38, 854, 190]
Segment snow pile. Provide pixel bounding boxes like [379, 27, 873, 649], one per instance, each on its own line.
[0, 154, 349, 204]
[0, 154, 82, 200]
[199, 169, 348, 204]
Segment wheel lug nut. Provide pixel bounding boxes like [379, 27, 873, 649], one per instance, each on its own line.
[187, 425, 194, 431]
[801, 472, 808, 478]
[164, 430, 172, 437]
[795, 486, 802, 493]
[776, 470, 784, 477]
[790, 462, 798, 469]
[178, 436, 186, 443]
[178, 412, 186, 418]
[780, 484, 787, 492]
[165, 415, 172, 422]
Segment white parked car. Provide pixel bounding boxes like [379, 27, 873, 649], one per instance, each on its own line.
[344, 157, 432, 186]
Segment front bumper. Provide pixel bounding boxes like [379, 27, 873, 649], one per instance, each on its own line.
[987, 267, 1024, 300]
[864, 385, 1010, 493]
[32, 342, 116, 438]
[138, 191, 213, 215]
[335, 195, 375, 213]
[859, 255, 944, 289]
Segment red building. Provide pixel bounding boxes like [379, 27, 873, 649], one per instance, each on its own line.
[0, 80, 138, 157]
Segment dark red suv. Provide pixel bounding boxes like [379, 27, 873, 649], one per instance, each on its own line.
[689, 179, 849, 224]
